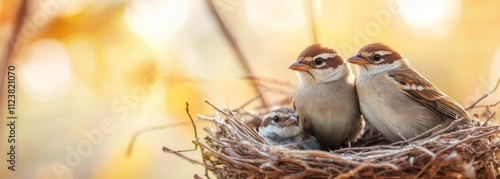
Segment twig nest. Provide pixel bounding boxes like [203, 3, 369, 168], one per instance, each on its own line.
[193, 105, 500, 178]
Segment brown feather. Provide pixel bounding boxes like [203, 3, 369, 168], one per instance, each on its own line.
[356, 42, 403, 65]
[388, 68, 472, 124]
[298, 43, 336, 58]
[297, 43, 344, 69]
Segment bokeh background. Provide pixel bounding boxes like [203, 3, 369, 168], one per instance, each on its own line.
[1, 0, 500, 178]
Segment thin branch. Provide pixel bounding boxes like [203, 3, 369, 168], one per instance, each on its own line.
[198, 139, 211, 179]
[482, 112, 496, 127]
[254, 94, 295, 110]
[392, 124, 443, 145]
[194, 174, 204, 179]
[162, 102, 201, 153]
[416, 128, 500, 178]
[186, 102, 199, 139]
[2, 0, 28, 85]
[306, 0, 319, 43]
[466, 78, 500, 110]
[162, 147, 206, 166]
[198, 141, 262, 172]
[242, 75, 297, 88]
[425, 118, 465, 139]
[126, 121, 197, 157]
[472, 100, 500, 110]
[204, 99, 232, 117]
[206, 0, 267, 106]
[334, 163, 369, 179]
[127, 102, 202, 157]
[232, 92, 266, 111]
[278, 157, 330, 175]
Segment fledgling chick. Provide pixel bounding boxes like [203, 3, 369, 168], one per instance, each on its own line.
[347, 43, 472, 142]
[259, 106, 320, 150]
[290, 43, 365, 149]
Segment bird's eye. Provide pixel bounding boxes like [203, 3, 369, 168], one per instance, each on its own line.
[272, 115, 279, 122]
[314, 58, 323, 65]
[372, 54, 382, 61]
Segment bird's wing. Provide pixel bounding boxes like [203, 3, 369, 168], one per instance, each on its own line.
[387, 68, 471, 125]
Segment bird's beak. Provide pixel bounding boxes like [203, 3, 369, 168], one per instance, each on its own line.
[282, 116, 298, 126]
[347, 55, 369, 65]
[289, 61, 311, 71]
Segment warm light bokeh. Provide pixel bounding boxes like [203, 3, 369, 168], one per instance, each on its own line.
[21, 39, 72, 101]
[0, 0, 499, 178]
[398, 0, 461, 37]
[125, 0, 188, 46]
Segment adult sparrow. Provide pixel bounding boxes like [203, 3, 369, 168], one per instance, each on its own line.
[347, 43, 472, 142]
[289, 43, 364, 149]
[259, 106, 320, 150]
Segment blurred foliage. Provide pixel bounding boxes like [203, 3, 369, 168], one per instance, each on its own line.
[0, 0, 499, 178]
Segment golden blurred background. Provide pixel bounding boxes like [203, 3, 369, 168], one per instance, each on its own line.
[0, 0, 499, 178]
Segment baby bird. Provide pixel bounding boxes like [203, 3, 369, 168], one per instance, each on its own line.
[259, 106, 320, 150]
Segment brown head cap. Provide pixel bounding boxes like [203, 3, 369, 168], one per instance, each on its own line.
[290, 43, 344, 71]
[351, 43, 403, 65]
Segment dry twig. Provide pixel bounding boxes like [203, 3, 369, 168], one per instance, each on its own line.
[127, 102, 200, 156]
[205, 0, 267, 106]
[242, 75, 297, 88]
[126, 121, 195, 157]
[466, 78, 500, 110]
[231, 92, 266, 111]
[161, 77, 500, 178]
[2, 0, 27, 85]
[164, 100, 500, 178]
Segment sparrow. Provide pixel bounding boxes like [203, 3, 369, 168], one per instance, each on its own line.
[289, 43, 364, 149]
[258, 106, 320, 150]
[347, 43, 472, 142]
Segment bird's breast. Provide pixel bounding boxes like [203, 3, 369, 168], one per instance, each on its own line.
[295, 81, 360, 145]
[356, 73, 446, 141]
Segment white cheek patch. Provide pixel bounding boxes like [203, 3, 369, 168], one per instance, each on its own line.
[259, 125, 301, 138]
[308, 64, 347, 83]
[296, 71, 314, 84]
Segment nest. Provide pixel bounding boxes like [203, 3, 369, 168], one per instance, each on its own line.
[160, 79, 500, 178]
[161, 100, 500, 179]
